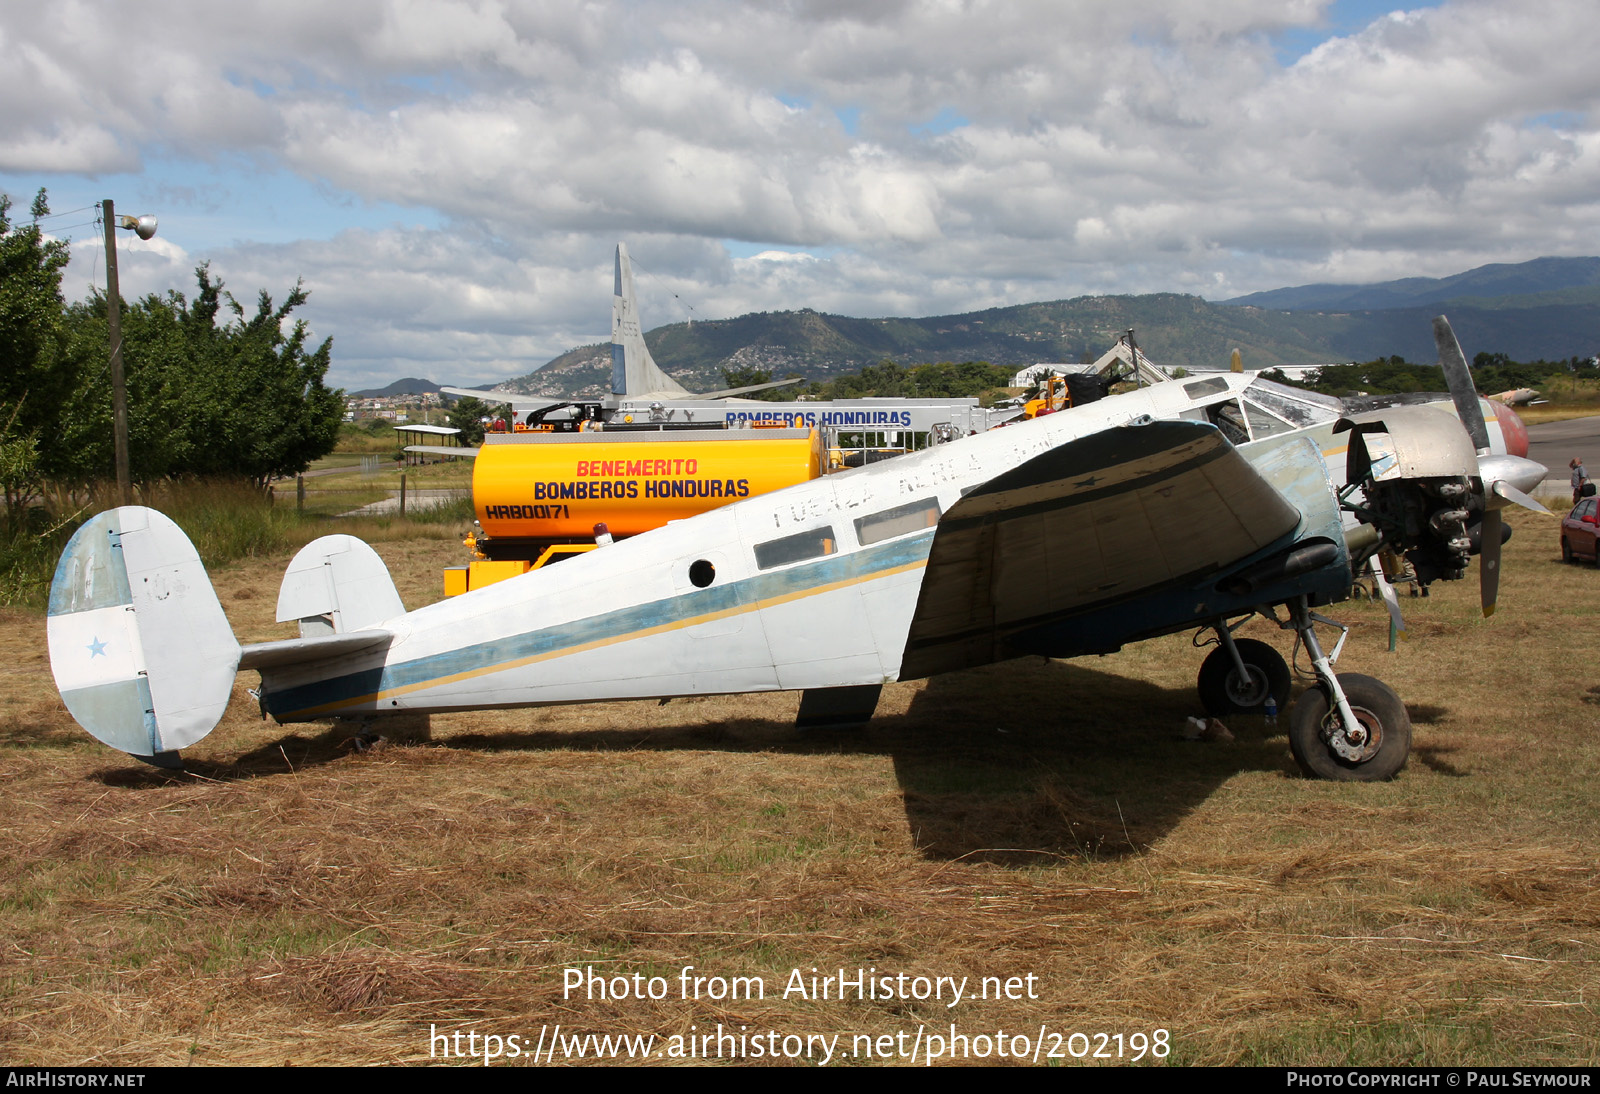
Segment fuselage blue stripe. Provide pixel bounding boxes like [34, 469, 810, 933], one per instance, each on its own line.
[264, 529, 936, 717]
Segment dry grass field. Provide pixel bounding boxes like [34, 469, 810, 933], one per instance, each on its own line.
[1, 510, 1596, 1066]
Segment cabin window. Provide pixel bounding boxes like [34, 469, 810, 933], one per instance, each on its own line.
[688, 560, 715, 587]
[854, 497, 942, 545]
[754, 527, 837, 570]
[1183, 377, 1230, 399]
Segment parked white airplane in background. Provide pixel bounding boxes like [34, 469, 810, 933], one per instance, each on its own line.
[1490, 388, 1546, 407]
[47, 317, 1545, 783]
[431, 243, 1009, 442]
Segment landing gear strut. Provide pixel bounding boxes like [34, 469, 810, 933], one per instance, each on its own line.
[1197, 625, 1290, 717]
[1283, 597, 1412, 781]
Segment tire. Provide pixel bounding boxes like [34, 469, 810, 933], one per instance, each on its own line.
[1288, 673, 1411, 781]
[1563, 538, 1574, 564]
[1197, 638, 1291, 716]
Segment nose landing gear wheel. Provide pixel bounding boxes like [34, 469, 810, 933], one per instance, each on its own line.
[1288, 672, 1411, 781]
[1198, 638, 1290, 716]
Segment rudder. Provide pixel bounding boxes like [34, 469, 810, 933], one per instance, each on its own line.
[47, 507, 239, 762]
[612, 242, 690, 398]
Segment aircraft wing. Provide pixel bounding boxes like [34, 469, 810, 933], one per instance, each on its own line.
[404, 444, 478, 458]
[439, 386, 562, 410]
[900, 420, 1307, 679]
[697, 377, 806, 400]
[239, 630, 394, 671]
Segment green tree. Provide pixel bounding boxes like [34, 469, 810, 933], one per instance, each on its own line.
[0, 190, 71, 508]
[0, 404, 40, 528]
[182, 268, 343, 486]
[51, 264, 343, 488]
[447, 396, 494, 445]
[48, 288, 200, 483]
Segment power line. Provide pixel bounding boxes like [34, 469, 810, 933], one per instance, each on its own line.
[34, 204, 97, 222]
[43, 219, 101, 235]
[627, 256, 702, 324]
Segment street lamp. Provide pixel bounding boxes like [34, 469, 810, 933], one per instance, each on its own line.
[101, 199, 158, 504]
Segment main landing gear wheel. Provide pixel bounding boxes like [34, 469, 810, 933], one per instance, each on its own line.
[1288, 673, 1411, 781]
[1197, 638, 1291, 717]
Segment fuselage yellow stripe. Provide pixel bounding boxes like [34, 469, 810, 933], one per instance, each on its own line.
[284, 557, 930, 717]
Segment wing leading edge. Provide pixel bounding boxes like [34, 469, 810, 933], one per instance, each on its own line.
[900, 420, 1328, 679]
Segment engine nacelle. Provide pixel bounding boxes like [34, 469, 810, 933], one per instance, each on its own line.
[1336, 405, 1482, 585]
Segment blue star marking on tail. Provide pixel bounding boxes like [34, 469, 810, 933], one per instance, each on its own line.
[87, 636, 107, 658]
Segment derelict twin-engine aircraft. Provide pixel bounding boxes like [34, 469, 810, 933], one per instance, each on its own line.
[47, 317, 1545, 781]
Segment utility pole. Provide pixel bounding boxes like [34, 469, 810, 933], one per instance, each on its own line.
[101, 200, 158, 506]
[102, 199, 130, 505]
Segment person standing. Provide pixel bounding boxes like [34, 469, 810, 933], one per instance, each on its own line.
[1572, 457, 1590, 505]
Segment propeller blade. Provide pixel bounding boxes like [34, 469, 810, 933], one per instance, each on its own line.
[1479, 507, 1503, 617]
[1369, 559, 1408, 636]
[1492, 479, 1552, 515]
[1433, 315, 1491, 454]
[1369, 556, 1406, 638]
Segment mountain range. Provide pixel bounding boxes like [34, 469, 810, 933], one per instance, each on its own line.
[468, 256, 1600, 400]
[348, 377, 443, 399]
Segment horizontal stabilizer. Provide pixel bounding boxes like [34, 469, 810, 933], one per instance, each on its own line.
[240, 630, 394, 671]
[48, 507, 238, 758]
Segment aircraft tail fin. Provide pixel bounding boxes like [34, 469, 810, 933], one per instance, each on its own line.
[612, 243, 690, 398]
[276, 535, 404, 637]
[47, 507, 240, 764]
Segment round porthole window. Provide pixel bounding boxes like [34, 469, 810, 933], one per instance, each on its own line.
[689, 560, 715, 587]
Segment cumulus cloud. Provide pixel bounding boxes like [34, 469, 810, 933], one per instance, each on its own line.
[5, 0, 1600, 386]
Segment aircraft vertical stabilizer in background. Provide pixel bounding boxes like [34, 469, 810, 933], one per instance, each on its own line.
[610, 242, 691, 400]
[442, 244, 803, 412]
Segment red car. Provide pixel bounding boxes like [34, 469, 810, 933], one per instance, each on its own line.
[1561, 497, 1600, 563]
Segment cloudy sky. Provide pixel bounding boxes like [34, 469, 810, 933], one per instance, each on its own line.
[3, 0, 1598, 388]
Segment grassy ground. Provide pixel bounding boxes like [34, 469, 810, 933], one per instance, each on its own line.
[1507, 405, 1598, 426]
[1, 510, 1596, 1066]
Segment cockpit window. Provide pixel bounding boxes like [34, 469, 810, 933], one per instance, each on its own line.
[1243, 377, 1341, 428]
[1207, 400, 1250, 446]
[1241, 399, 1294, 437]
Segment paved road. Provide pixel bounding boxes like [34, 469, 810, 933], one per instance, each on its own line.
[340, 489, 461, 516]
[1527, 415, 1600, 481]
